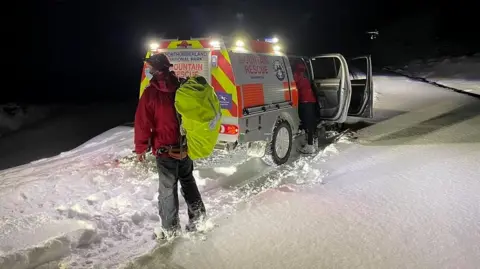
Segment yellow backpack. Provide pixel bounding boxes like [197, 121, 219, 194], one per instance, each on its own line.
[174, 76, 222, 160]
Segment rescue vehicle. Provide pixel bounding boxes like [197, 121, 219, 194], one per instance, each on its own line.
[139, 37, 373, 165]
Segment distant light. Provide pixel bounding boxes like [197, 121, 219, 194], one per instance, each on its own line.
[150, 43, 159, 50]
[233, 47, 247, 53]
[273, 45, 281, 51]
[265, 37, 279, 44]
[210, 40, 221, 48]
[235, 40, 245, 47]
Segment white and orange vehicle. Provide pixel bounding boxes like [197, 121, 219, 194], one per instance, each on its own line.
[139, 37, 373, 165]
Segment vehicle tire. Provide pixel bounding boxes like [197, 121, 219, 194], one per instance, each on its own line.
[269, 120, 293, 165]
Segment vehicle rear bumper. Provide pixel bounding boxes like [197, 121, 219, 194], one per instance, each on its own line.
[218, 133, 238, 143]
[216, 133, 239, 151]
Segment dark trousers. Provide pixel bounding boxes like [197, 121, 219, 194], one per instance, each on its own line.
[299, 102, 317, 145]
[156, 156, 206, 231]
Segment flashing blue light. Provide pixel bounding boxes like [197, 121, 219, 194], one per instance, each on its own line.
[265, 37, 279, 43]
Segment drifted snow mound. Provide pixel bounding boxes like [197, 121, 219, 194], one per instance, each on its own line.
[123, 77, 480, 269]
[0, 215, 98, 269]
[391, 53, 480, 95]
[0, 123, 342, 268]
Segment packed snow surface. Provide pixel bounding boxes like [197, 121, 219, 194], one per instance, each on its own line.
[1, 74, 480, 268]
[392, 53, 480, 95]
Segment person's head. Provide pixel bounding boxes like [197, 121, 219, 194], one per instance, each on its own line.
[144, 53, 173, 75]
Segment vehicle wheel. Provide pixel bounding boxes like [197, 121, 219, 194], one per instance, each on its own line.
[269, 120, 293, 165]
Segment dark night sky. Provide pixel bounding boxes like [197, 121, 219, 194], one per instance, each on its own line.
[8, 0, 475, 104]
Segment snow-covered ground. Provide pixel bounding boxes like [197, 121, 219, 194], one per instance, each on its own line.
[1, 74, 480, 268]
[390, 53, 480, 95]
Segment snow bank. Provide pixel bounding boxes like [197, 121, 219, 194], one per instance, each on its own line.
[0, 103, 55, 137]
[2, 75, 480, 268]
[0, 122, 339, 268]
[390, 53, 480, 95]
[0, 216, 98, 269]
[123, 76, 480, 269]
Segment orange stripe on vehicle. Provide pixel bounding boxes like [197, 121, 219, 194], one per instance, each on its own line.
[167, 41, 179, 49]
[159, 41, 170, 49]
[211, 50, 238, 117]
[211, 76, 235, 117]
[167, 40, 204, 49]
[139, 77, 150, 98]
[139, 52, 151, 98]
[242, 84, 264, 108]
[139, 65, 147, 98]
[215, 50, 238, 115]
[220, 49, 231, 65]
[236, 85, 243, 117]
[283, 82, 291, 101]
[217, 52, 235, 85]
[199, 40, 211, 48]
[211, 63, 236, 94]
[141, 63, 146, 82]
[290, 82, 298, 107]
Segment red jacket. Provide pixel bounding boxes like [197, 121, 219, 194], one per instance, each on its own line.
[134, 72, 180, 155]
[294, 67, 317, 104]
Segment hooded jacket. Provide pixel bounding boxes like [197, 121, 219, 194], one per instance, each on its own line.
[134, 71, 181, 155]
[294, 63, 317, 103]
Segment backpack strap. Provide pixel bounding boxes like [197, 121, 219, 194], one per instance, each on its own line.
[176, 76, 189, 147]
[174, 78, 188, 163]
[175, 111, 186, 146]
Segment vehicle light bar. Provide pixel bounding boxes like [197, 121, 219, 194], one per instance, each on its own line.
[265, 37, 279, 44]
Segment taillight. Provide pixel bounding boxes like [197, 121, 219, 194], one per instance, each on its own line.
[220, 124, 239, 135]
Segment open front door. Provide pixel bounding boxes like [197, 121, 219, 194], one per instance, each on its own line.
[347, 55, 373, 118]
[308, 54, 352, 123]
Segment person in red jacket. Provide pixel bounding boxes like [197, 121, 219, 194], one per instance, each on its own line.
[294, 62, 317, 154]
[135, 53, 206, 239]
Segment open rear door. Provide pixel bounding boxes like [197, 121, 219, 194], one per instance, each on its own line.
[347, 55, 373, 118]
[308, 54, 352, 123]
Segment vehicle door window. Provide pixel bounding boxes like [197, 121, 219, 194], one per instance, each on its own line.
[289, 57, 312, 80]
[311, 58, 341, 79]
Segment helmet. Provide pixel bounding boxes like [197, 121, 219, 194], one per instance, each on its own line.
[145, 53, 173, 71]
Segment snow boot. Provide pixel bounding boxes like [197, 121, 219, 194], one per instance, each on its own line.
[185, 215, 207, 233]
[299, 144, 316, 154]
[153, 226, 180, 241]
[185, 222, 197, 233]
[299, 134, 308, 147]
